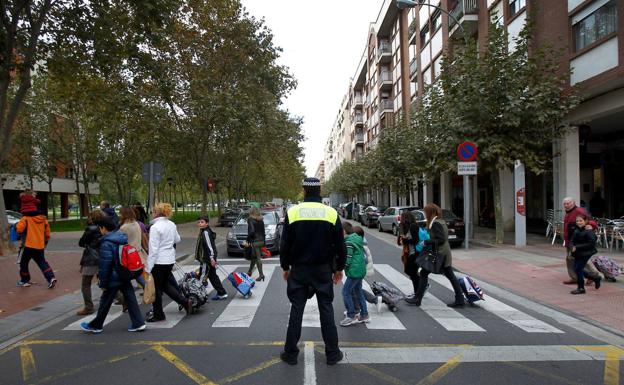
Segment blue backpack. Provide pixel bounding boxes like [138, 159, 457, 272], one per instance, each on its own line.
[415, 227, 430, 253]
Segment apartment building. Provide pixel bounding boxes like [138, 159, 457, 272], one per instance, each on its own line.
[315, 161, 326, 185]
[324, 0, 623, 231]
[323, 95, 351, 180]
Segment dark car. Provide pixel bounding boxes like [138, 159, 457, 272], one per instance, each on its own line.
[412, 209, 465, 248]
[218, 208, 241, 227]
[226, 211, 282, 257]
[360, 206, 386, 228]
[355, 204, 370, 223]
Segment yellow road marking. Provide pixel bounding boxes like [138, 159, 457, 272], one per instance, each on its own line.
[30, 348, 150, 385]
[415, 353, 462, 385]
[134, 340, 215, 347]
[20, 346, 37, 383]
[575, 346, 624, 385]
[152, 345, 217, 385]
[219, 357, 281, 384]
[352, 364, 410, 385]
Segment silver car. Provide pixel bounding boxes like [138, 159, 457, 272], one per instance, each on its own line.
[7, 210, 22, 226]
[377, 206, 418, 236]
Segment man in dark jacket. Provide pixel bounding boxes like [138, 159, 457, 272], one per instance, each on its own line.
[562, 197, 602, 285]
[81, 216, 145, 333]
[279, 177, 347, 366]
[100, 201, 119, 230]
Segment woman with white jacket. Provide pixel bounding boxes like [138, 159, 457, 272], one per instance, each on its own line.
[145, 203, 191, 322]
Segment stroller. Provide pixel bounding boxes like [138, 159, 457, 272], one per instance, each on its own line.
[364, 281, 405, 312]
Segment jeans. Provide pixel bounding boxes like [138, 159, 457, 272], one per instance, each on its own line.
[566, 247, 601, 281]
[342, 277, 368, 318]
[151, 264, 187, 319]
[417, 265, 464, 304]
[284, 264, 340, 361]
[574, 256, 593, 289]
[88, 281, 144, 329]
[19, 247, 55, 284]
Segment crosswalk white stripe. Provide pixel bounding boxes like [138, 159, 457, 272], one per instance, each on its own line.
[427, 274, 564, 333]
[149, 264, 241, 329]
[302, 295, 321, 328]
[213, 264, 277, 327]
[63, 308, 126, 330]
[374, 264, 485, 332]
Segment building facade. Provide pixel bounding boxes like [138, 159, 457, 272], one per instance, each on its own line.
[324, 0, 623, 233]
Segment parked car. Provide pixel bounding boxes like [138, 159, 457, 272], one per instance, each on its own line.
[6, 210, 22, 226]
[354, 204, 370, 223]
[218, 208, 241, 227]
[226, 210, 282, 257]
[377, 206, 419, 236]
[411, 208, 465, 248]
[360, 206, 386, 228]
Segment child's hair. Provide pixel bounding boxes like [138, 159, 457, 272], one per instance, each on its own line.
[23, 189, 34, 196]
[197, 215, 210, 223]
[576, 214, 589, 222]
[87, 210, 104, 225]
[96, 216, 116, 231]
[343, 221, 353, 235]
[353, 226, 365, 237]
[153, 202, 173, 218]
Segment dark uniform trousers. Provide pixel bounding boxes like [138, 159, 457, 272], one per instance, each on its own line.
[284, 263, 340, 361]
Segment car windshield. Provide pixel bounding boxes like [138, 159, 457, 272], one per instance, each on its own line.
[442, 210, 458, 220]
[235, 212, 277, 225]
[7, 210, 22, 219]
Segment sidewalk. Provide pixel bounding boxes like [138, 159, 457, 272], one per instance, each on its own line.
[455, 227, 624, 335]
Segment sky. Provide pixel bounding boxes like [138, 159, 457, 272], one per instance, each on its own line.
[240, 1, 383, 176]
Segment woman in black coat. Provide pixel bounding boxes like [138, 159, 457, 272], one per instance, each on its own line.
[77, 210, 104, 315]
[397, 211, 421, 304]
[570, 214, 601, 294]
[246, 207, 266, 281]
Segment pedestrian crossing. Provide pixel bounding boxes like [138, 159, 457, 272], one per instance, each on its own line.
[63, 263, 566, 334]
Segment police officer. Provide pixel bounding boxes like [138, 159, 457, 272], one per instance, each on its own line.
[279, 177, 347, 366]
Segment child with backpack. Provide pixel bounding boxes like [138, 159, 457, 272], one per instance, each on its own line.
[19, 189, 41, 216]
[340, 223, 369, 326]
[80, 216, 146, 333]
[195, 215, 227, 300]
[570, 214, 602, 294]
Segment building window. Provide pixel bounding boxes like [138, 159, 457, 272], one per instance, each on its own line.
[431, 10, 441, 32]
[420, 25, 430, 46]
[573, 1, 617, 52]
[509, 0, 526, 17]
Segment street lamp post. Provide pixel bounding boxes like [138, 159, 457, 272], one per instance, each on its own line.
[396, 0, 470, 45]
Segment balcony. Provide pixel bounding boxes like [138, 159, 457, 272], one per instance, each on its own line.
[353, 94, 364, 109]
[350, 132, 365, 152]
[449, 0, 479, 40]
[353, 113, 364, 127]
[377, 40, 391, 63]
[379, 99, 393, 118]
[409, 58, 418, 81]
[378, 71, 393, 91]
[408, 19, 417, 45]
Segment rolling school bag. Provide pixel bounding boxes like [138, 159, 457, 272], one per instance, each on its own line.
[227, 271, 255, 298]
[592, 255, 622, 281]
[370, 281, 404, 312]
[459, 276, 485, 304]
[178, 270, 209, 311]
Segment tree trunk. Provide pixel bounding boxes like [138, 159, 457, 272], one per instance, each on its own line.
[492, 168, 505, 244]
[48, 181, 56, 222]
[0, 185, 11, 256]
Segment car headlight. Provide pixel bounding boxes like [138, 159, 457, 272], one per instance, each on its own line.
[226, 232, 236, 240]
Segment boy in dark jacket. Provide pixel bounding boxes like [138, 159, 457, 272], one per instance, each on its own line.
[195, 215, 227, 300]
[81, 216, 145, 333]
[570, 214, 601, 294]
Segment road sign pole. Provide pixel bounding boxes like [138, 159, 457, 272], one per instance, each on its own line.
[464, 175, 470, 250]
[149, 161, 155, 215]
[514, 160, 526, 247]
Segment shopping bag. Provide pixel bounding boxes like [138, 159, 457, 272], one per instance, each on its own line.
[261, 247, 271, 259]
[143, 273, 156, 304]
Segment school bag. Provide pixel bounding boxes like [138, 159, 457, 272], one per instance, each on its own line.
[117, 244, 144, 280]
[592, 255, 622, 281]
[227, 271, 255, 298]
[370, 281, 404, 312]
[459, 276, 484, 304]
[179, 272, 209, 312]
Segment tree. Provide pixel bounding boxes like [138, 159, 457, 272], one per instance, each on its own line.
[437, 19, 578, 243]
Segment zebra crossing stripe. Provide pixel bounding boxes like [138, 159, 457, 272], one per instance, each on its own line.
[213, 264, 277, 328]
[427, 274, 564, 334]
[64, 308, 125, 331]
[302, 295, 321, 328]
[149, 264, 242, 329]
[374, 264, 485, 332]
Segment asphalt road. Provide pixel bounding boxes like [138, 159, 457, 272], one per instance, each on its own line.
[0, 221, 622, 385]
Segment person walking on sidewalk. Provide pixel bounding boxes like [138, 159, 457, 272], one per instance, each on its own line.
[570, 214, 602, 294]
[80, 216, 145, 333]
[145, 203, 191, 322]
[341, 223, 370, 326]
[77, 210, 104, 315]
[246, 207, 266, 281]
[397, 211, 421, 303]
[413, 203, 465, 308]
[279, 177, 346, 366]
[195, 215, 228, 300]
[15, 209, 57, 288]
[562, 197, 602, 285]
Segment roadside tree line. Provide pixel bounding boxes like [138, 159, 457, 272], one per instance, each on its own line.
[325, 19, 578, 243]
[0, 0, 304, 255]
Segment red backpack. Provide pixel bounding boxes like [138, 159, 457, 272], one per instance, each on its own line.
[117, 244, 144, 280]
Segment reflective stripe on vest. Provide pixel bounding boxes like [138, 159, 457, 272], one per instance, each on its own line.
[288, 202, 338, 224]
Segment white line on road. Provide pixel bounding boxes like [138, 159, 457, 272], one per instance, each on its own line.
[304, 341, 316, 385]
[64, 308, 125, 331]
[213, 264, 277, 327]
[374, 264, 485, 332]
[427, 274, 564, 333]
[340, 345, 623, 364]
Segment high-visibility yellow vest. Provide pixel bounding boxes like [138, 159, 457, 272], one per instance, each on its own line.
[288, 202, 337, 224]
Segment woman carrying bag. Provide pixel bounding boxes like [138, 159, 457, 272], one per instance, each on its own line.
[246, 207, 265, 281]
[397, 211, 421, 303]
[413, 203, 465, 308]
[77, 210, 104, 315]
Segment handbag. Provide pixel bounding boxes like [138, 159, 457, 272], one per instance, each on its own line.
[143, 273, 156, 304]
[414, 218, 446, 274]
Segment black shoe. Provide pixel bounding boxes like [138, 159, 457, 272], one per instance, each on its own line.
[570, 288, 586, 295]
[280, 351, 297, 365]
[257, 276, 265, 281]
[146, 315, 166, 322]
[595, 278, 602, 290]
[327, 350, 344, 366]
[405, 296, 421, 306]
[447, 301, 465, 308]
